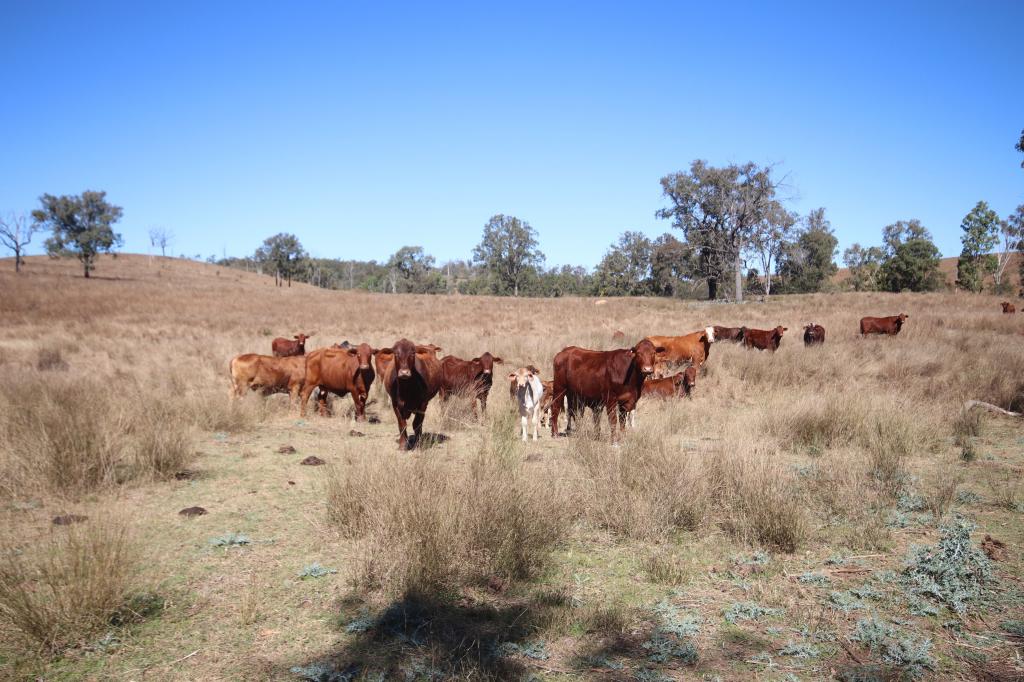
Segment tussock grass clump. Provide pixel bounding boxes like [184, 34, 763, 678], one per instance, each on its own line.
[565, 423, 708, 541]
[325, 413, 572, 597]
[0, 514, 139, 654]
[35, 347, 68, 372]
[708, 438, 809, 552]
[0, 373, 199, 498]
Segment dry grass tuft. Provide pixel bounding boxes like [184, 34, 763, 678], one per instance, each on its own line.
[325, 411, 572, 597]
[0, 513, 138, 654]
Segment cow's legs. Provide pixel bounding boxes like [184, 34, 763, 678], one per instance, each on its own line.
[394, 405, 409, 450]
[531, 404, 540, 440]
[550, 389, 564, 437]
[606, 401, 620, 442]
[411, 411, 425, 449]
[352, 391, 367, 421]
[520, 412, 528, 442]
[298, 383, 317, 417]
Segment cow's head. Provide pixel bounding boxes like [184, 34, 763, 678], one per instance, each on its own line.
[346, 343, 377, 370]
[390, 338, 418, 379]
[775, 326, 788, 337]
[704, 326, 716, 343]
[474, 352, 503, 378]
[632, 339, 663, 375]
[1002, 302, 1010, 311]
[507, 366, 535, 389]
[898, 313, 908, 322]
[682, 366, 697, 396]
[293, 333, 311, 346]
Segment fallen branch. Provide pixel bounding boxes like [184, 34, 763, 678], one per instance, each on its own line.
[963, 400, 1022, 418]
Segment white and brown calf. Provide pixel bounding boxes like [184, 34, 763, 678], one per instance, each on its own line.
[509, 367, 545, 441]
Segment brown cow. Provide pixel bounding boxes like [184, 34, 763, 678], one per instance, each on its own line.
[439, 352, 504, 416]
[375, 343, 441, 398]
[803, 323, 825, 346]
[860, 314, 908, 336]
[550, 339, 664, 441]
[229, 354, 306, 403]
[627, 366, 697, 427]
[712, 325, 745, 343]
[742, 326, 787, 351]
[1002, 302, 1016, 314]
[271, 332, 315, 357]
[299, 343, 376, 421]
[645, 327, 716, 376]
[378, 339, 443, 450]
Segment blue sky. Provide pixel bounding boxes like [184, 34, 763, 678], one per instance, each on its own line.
[1, 1, 1021, 267]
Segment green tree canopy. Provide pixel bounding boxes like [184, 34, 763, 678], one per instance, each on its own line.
[955, 200, 999, 292]
[471, 214, 545, 296]
[386, 246, 443, 294]
[34, 190, 123, 278]
[592, 231, 654, 296]
[776, 208, 838, 293]
[255, 233, 307, 287]
[1017, 128, 1024, 168]
[842, 243, 886, 291]
[649, 233, 692, 297]
[882, 219, 932, 258]
[657, 160, 778, 301]
[879, 235, 944, 292]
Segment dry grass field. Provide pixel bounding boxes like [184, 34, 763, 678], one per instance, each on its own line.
[1, 254, 1023, 681]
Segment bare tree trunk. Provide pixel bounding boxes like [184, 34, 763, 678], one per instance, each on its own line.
[708, 277, 718, 300]
[734, 252, 743, 303]
[13, 246, 19, 273]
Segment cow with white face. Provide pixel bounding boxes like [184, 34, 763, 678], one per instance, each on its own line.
[508, 366, 545, 442]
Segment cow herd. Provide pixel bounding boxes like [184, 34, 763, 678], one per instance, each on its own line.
[226, 310, 938, 449]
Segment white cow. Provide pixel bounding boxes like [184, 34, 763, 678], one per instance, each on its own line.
[508, 367, 545, 441]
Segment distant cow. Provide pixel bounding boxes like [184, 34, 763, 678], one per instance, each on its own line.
[377, 339, 443, 450]
[712, 326, 745, 343]
[550, 339, 664, 440]
[803, 323, 826, 346]
[508, 367, 545, 441]
[860, 314, 908, 336]
[1002, 302, 1016, 314]
[271, 332, 315, 357]
[439, 352, 504, 416]
[742, 326, 787, 351]
[645, 327, 716, 376]
[627, 366, 697, 427]
[229, 354, 306, 403]
[299, 343, 376, 421]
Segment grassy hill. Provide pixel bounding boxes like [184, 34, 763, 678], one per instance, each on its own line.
[1, 254, 1023, 681]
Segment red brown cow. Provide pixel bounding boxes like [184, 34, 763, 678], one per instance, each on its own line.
[803, 323, 825, 346]
[271, 332, 315, 357]
[627, 366, 697, 427]
[712, 326, 745, 343]
[550, 339, 664, 441]
[439, 352, 504, 416]
[229, 354, 307, 403]
[299, 343, 377, 421]
[645, 327, 716, 376]
[375, 343, 441, 399]
[378, 339, 443, 450]
[742, 326, 787, 351]
[1002, 302, 1016, 314]
[860, 314, 908, 336]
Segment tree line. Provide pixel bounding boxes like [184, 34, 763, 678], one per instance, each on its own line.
[4, 132, 1023, 296]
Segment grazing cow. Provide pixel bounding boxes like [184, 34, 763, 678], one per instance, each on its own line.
[439, 352, 504, 416]
[508, 367, 545, 441]
[377, 339, 443, 450]
[645, 327, 716, 376]
[712, 326, 745, 343]
[803, 323, 826, 346]
[1002, 302, 1016, 314]
[742, 326, 787, 351]
[860, 314, 908, 336]
[271, 332, 315, 357]
[299, 343, 376, 421]
[550, 339, 664, 441]
[229, 354, 307, 403]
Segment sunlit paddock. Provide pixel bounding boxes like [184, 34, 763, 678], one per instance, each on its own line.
[1, 254, 1022, 680]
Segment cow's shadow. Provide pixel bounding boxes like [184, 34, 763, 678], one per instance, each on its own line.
[410, 432, 449, 450]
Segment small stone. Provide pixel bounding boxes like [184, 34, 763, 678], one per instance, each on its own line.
[367, 416, 381, 424]
[277, 445, 297, 454]
[174, 470, 198, 480]
[287, 480, 296, 485]
[52, 514, 87, 526]
[349, 430, 365, 437]
[300, 455, 325, 466]
[178, 506, 207, 518]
